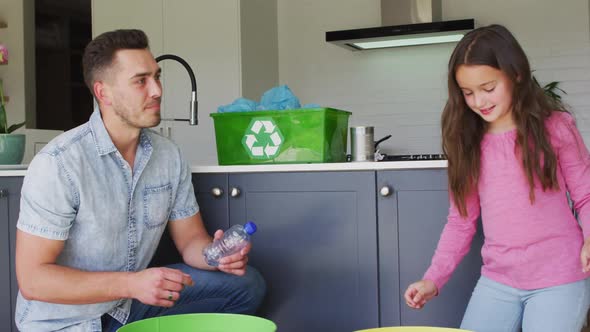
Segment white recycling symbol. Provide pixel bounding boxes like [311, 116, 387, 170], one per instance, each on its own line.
[242, 118, 284, 159]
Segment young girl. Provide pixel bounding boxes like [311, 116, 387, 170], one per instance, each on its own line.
[404, 24, 590, 332]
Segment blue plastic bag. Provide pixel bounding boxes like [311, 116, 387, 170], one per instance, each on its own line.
[257, 85, 301, 111]
[217, 85, 321, 113]
[217, 98, 259, 113]
[301, 103, 321, 109]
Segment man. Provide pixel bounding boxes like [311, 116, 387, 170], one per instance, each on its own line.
[15, 29, 265, 332]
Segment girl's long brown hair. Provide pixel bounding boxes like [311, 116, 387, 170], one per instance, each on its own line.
[442, 24, 566, 216]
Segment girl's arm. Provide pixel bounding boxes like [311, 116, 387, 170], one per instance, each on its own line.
[553, 113, 590, 237]
[422, 189, 481, 291]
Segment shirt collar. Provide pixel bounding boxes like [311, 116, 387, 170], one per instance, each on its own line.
[89, 106, 153, 156]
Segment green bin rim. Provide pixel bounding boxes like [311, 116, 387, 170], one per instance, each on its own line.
[116, 313, 277, 331]
[210, 107, 351, 117]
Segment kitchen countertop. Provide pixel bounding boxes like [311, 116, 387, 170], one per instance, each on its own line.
[0, 160, 447, 177]
[0, 164, 28, 177]
[190, 160, 447, 173]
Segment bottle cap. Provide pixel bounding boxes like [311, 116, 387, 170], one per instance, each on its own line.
[244, 221, 257, 235]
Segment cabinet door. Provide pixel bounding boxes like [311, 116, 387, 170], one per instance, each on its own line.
[1, 177, 24, 332]
[377, 170, 483, 328]
[150, 173, 229, 267]
[0, 179, 12, 331]
[193, 173, 229, 235]
[228, 171, 378, 332]
[8, 177, 23, 332]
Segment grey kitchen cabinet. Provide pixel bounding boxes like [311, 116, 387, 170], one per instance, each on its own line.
[0, 180, 11, 331]
[2, 169, 481, 331]
[185, 172, 380, 331]
[155, 171, 380, 331]
[227, 171, 379, 332]
[192, 173, 230, 235]
[150, 173, 230, 267]
[377, 169, 483, 328]
[1, 176, 24, 332]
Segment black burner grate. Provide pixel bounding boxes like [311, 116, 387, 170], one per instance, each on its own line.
[380, 154, 447, 161]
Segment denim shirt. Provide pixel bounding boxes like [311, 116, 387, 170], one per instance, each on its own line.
[15, 109, 199, 331]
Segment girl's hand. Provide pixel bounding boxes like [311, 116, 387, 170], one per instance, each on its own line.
[404, 280, 438, 309]
[581, 237, 590, 273]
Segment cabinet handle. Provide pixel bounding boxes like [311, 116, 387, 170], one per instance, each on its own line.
[230, 187, 241, 198]
[380, 186, 392, 197]
[210, 187, 224, 198]
[0, 189, 7, 198]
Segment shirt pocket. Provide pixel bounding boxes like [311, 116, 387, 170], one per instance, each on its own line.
[143, 183, 173, 229]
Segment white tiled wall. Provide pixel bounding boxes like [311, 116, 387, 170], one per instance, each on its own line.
[530, 43, 590, 141]
[277, 0, 590, 155]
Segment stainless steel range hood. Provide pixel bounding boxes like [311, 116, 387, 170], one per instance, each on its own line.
[326, 0, 474, 50]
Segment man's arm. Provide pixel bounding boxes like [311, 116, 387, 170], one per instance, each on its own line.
[16, 230, 192, 306]
[168, 212, 250, 275]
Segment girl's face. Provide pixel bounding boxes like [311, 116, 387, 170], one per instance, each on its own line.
[455, 64, 516, 133]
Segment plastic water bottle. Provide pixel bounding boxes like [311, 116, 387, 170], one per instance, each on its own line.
[202, 221, 257, 266]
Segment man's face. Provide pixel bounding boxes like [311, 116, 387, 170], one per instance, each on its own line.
[104, 49, 162, 129]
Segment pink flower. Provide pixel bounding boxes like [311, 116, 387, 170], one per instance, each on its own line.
[0, 44, 8, 64]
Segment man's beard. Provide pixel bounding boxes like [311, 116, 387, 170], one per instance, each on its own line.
[114, 104, 161, 129]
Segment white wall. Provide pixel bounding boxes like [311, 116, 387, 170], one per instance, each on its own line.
[92, 0, 242, 165]
[277, 0, 590, 155]
[240, 0, 279, 100]
[9, 1, 590, 164]
[92, 0, 280, 165]
[445, 0, 590, 141]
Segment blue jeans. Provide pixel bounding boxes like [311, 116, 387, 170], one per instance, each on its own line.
[101, 263, 266, 332]
[461, 276, 590, 332]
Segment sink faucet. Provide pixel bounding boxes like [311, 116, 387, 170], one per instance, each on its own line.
[155, 54, 198, 125]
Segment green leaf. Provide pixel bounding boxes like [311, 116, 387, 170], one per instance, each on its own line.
[544, 82, 558, 90]
[0, 103, 7, 134]
[533, 74, 567, 104]
[555, 86, 567, 95]
[7, 121, 26, 133]
[0, 96, 27, 134]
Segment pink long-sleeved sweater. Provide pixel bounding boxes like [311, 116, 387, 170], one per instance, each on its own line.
[424, 112, 590, 291]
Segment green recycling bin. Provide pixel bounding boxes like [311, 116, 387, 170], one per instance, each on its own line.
[210, 108, 351, 165]
[116, 313, 277, 332]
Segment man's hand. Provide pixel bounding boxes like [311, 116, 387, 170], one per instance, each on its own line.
[581, 237, 590, 273]
[404, 279, 438, 309]
[213, 229, 250, 276]
[130, 267, 194, 307]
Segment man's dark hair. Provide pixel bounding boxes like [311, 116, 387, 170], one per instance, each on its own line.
[82, 29, 149, 96]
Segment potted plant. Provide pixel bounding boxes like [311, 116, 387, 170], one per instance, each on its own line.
[533, 74, 567, 105]
[0, 78, 26, 164]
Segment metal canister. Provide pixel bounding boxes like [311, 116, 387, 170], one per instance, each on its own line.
[350, 126, 374, 162]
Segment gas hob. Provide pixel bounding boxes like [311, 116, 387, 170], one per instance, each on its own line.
[380, 154, 447, 161]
